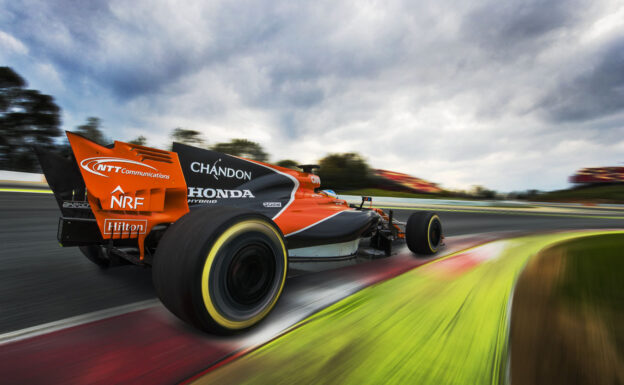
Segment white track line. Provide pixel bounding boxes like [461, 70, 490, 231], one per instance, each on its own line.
[0, 299, 160, 346]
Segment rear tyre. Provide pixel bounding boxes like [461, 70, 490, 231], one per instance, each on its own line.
[405, 212, 442, 255]
[79, 245, 110, 268]
[152, 206, 288, 334]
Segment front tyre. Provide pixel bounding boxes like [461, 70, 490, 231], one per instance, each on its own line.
[152, 207, 287, 334]
[405, 211, 442, 255]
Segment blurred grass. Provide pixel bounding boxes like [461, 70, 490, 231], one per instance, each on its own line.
[195, 231, 620, 385]
[336, 188, 459, 200]
[559, 233, 624, 305]
[343, 184, 624, 204]
[537, 184, 624, 203]
[510, 233, 624, 384]
[558, 234, 624, 364]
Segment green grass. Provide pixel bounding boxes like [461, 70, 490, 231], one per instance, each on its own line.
[336, 188, 460, 200]
[557, 234, 624, 355]
[537, 184, 624, 203]
[195, 231, 620, 385]
[510, 233, 624, 384]
[560, 234, 624, 302]
[342, 184, 624, 203]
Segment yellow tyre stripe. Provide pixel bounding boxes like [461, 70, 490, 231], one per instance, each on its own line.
[201, 219, 287, 330]
[427, 215, 440, 253]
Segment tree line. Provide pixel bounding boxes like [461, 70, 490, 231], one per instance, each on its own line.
[0, 66, 372, 190]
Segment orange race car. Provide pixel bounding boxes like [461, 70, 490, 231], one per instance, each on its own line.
[36, 132, 443, 334]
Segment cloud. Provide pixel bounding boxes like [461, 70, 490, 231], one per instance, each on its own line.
[0, 30, 28, 54]
[541, 36, 624, 122]
[462, 0, 591, 53]
[1, 0, 623, 191]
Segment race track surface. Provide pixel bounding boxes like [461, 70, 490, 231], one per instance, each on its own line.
[0, 191, 622, 384]
[0, 191, 622, 333]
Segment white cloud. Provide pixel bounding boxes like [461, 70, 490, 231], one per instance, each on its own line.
[1, 0, 623, 192]
[0, 30, 27, 54]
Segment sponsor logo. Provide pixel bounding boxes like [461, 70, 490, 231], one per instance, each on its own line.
[103, 219, 147, 235]
[110, 185, 144, 210]
[80, 157, 170, 179]
[310, 175, 321, 184]
[190, 159, 252, 181]
[187, 187, 255, 199]
[62, 201, 91, 209]
[263, 202, 282, 208]
[189, 198, 217, 204]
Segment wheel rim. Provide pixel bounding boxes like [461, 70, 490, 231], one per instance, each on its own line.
[202, 219, 287, 329]
[429, 218, 442, 249]
[226, 242, 276, 306]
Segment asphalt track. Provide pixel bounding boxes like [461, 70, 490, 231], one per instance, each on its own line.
[0, 191, 622, 384]
[0, 191, 622, 333]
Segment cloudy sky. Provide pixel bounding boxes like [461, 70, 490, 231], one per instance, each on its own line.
[1, 0, 623, 191]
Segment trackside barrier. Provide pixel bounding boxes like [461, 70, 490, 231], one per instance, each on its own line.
[0, 170, 47, 185]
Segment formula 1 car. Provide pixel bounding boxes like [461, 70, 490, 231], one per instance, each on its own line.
[36, 132, 443, 334]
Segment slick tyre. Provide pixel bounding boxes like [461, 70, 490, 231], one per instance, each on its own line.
[405, 211, 442, 256]
[152, 206, 288, 334]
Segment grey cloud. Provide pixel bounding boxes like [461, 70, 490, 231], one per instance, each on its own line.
[541, 37, 624, 122]
[462, 0, 589, 53]
[2, 1, 289, 99]
[2, 0, 623, 191]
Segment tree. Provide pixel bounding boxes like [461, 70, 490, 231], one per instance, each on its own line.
[0, 67, 62, 172]
[171, 128, 205, 147]
[275, 159, 299, 170]
[318, 153, 371, 190]
[212, 139, 268, 162]
[469, 185, 497, 199]
[75, 117, 107, 145]
[128, 135, 147, 146]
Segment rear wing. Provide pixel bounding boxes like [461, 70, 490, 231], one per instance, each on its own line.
[37, 132, 323, 261]
[38, 132, 189, 260]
